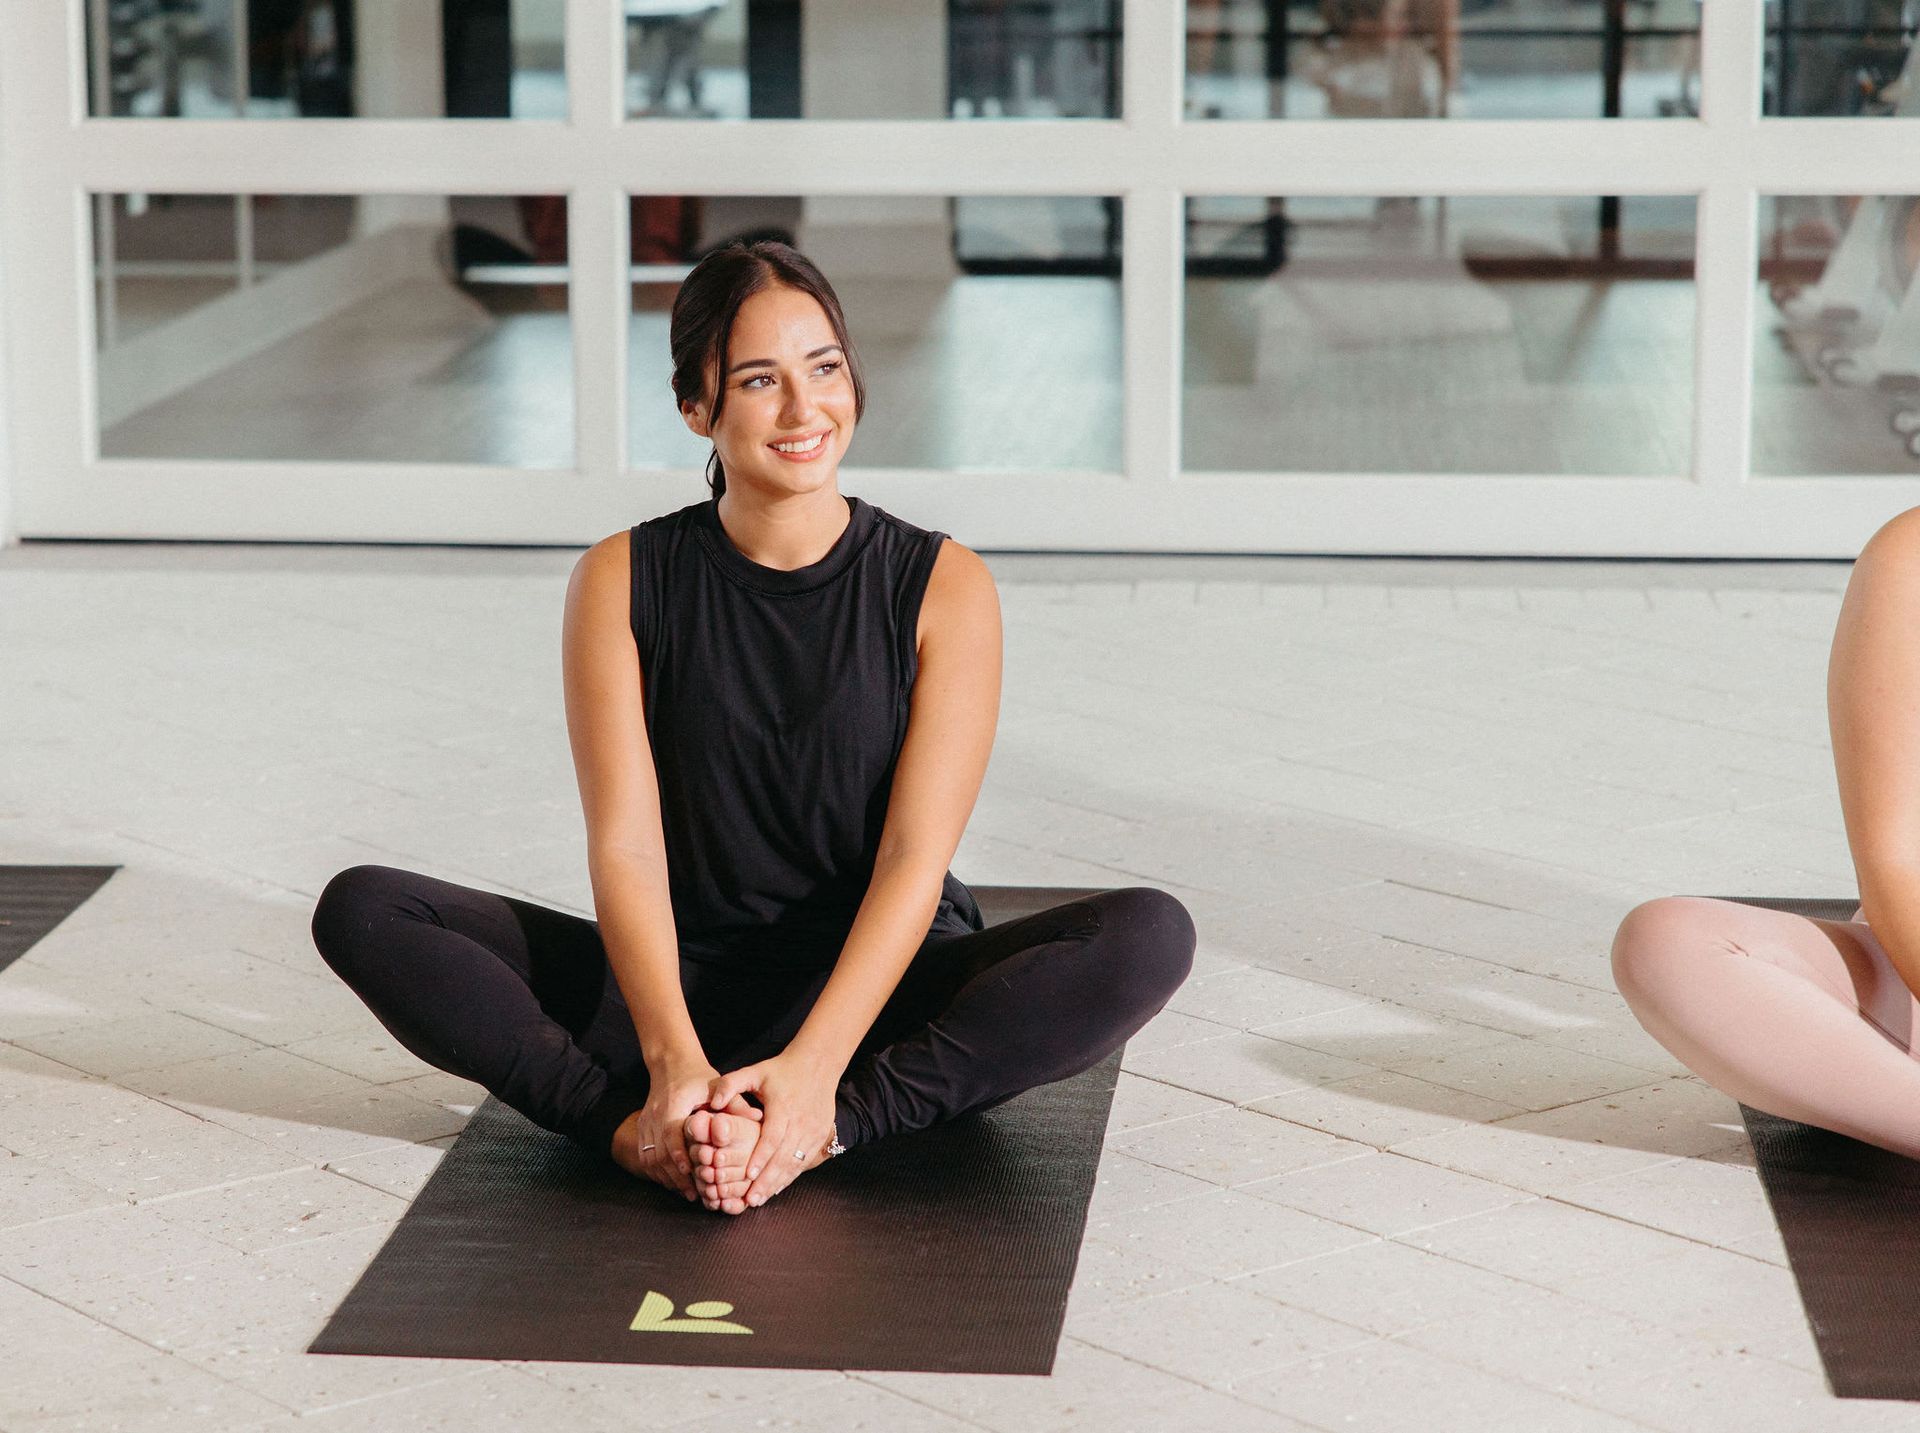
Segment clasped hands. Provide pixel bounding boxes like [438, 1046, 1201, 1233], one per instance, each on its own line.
[632, 1049, 840, 1215]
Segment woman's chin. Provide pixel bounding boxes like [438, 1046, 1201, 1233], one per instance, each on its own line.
[742, 455, 841, 494]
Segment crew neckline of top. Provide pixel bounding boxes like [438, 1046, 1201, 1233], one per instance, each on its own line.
[694, 492, 878, 595]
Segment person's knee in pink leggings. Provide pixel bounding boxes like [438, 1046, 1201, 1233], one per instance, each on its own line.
[1611, 896, 1716, 1006]
[1611, 895, 1920, 1159]
[1612, 896, 1757, 1081]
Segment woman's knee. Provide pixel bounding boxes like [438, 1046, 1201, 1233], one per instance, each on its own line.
[1610, 895, 1730, 1006]
[1094, 886, 1197, 1005]
[310, 863, 414, 973]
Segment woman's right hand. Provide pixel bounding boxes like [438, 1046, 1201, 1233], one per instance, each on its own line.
[631, 1058, 727, 1200]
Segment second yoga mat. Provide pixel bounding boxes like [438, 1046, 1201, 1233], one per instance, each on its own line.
[309, 885, 1119, 1374]
[0, 865, 118, 971]
[1724, 895, 1915, 1400]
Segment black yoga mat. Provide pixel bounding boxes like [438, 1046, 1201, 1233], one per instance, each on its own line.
[1719, 895, 1916, 1400]
[309, 885, 1120, 1374]
[0, 865, 118, 972]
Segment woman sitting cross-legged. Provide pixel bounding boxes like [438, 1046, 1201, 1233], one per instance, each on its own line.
[309, 241, 1196, 1213]
[1613, 507, 1920, 1160]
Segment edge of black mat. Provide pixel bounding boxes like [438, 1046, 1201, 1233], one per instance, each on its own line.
[309, 885, 1126, 1374]
[1717, 895, 1912, 1401]
[1706, 896, 1858, 923]
[1735, 1102, 1920, 1401]
[0, 865, 120, 970]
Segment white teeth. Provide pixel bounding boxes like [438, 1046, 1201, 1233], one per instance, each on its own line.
[772, 433, 824, 453]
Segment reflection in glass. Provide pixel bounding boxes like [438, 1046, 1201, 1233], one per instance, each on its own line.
[1755, 194, 1920, 474]
[84, 0, 567, 118]
[952, 197, 1120, 271]
[623, 0, 1121, 119]
[93, 193, 573, 466]
[1765, 2, 1919, 116]
[1185, 0, 1701, 120]
[1183, 194, 1696, 474]
[628, 196, 1121, 471]
[949, 0, 1121, 118]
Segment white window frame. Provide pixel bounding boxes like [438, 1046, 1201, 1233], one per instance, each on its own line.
[1, 1, 1917, 554]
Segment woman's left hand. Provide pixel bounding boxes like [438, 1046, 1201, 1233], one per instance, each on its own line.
[705, 1051, 841, 1207]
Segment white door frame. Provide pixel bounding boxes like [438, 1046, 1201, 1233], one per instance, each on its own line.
[2, 1, 1919, 555]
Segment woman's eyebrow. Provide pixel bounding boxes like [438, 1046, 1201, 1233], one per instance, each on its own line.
[726, 344, 842, 376]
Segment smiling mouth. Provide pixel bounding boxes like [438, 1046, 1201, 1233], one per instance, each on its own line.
[768, 431, 829, 454]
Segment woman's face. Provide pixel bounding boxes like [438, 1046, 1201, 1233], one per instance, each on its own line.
[681, 283, 857, 499]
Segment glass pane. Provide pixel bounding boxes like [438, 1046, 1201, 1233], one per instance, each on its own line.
[628, 196, 1122, 470]
[93, 192, 573, 466]
[624, 0, 1121, 119]
[1765, 3, 1917, 116]
[1754, 193, 1920, 475]
[1183, 194, 1696, 474]
[84, 0, 567, 118]
[1186, 0, 1702, 120]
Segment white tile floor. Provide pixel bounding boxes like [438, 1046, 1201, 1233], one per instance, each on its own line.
[3, 538, 1914, 1430]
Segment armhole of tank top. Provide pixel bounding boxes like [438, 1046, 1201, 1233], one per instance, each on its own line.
[627, 524, 652, 673]
[897, 530, 947, 691]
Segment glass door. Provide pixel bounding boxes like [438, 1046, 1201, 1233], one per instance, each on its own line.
[4, 0, 1920, 555]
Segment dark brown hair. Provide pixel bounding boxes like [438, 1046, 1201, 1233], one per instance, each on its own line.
[669, 241, 866, 499]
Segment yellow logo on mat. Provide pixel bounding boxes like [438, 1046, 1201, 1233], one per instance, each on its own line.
[629, 1290, 752, 1334]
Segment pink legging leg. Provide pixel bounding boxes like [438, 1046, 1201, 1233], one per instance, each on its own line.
[1612, 897, 1920, 1159]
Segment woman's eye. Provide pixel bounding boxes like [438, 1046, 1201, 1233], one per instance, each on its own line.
[743, 361, 838, 390]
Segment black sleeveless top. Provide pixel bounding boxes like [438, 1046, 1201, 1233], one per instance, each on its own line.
[629, 493, 984, 971]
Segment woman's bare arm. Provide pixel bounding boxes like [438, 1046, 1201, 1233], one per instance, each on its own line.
[1830, 507, 1920, 996]
[560, 532, 704, 1072]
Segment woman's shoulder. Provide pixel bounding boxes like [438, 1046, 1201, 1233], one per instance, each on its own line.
[860, 501, 993, 588]
[919, 538, 997, 642]
[564, 526, 633, 614]
[573, 513, 692, 650]
[862, 496, 958, 546]
[1860, 505, 1920, 565]
[595, 501, 712, 584]
[631, 498, 710, 540]
[572, 528, 629, 586]
[864, 501, 980, 568]
[926, 534, 992, 589]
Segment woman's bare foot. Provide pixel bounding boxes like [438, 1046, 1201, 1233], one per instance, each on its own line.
[685, 1105, 759, 1214]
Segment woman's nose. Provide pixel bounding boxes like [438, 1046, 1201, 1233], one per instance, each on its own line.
[780, 380, 817, 424]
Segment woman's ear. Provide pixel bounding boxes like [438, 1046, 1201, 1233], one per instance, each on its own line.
[678, 396, 710, 439]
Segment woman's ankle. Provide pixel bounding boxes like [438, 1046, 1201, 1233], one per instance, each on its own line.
[832, 1088, 875, 1152]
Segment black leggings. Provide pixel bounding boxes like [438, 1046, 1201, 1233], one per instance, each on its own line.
[308, 865, 1196, 1160]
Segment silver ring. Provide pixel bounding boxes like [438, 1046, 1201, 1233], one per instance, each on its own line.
[793, 1148, 807, 1161]
[640, 1143, 657, 1152]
